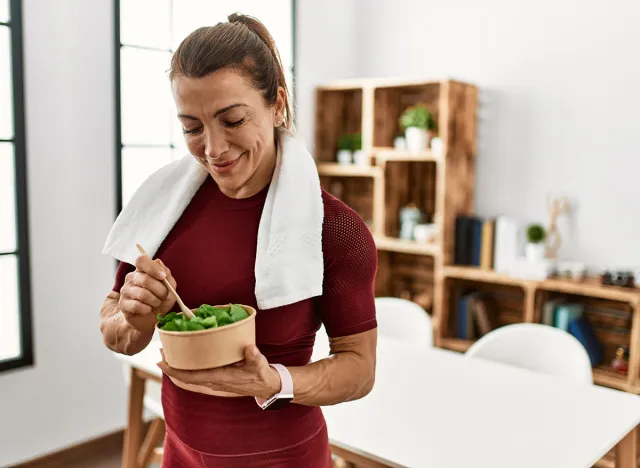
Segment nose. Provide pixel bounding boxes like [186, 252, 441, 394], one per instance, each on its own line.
[204, 127, 230, 160]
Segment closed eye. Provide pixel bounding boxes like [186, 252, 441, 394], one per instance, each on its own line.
[182, 127, 202, 135]
[224, 118, 245, 128]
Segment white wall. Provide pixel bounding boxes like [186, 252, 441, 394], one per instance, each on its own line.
[355, 0, 640, 269]
[0, 0, 125, 465]
[294, 0, 360, 151]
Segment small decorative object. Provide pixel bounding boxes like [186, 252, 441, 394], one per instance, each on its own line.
[525, 223, 546, 262]
[609, 347, 629, 375]
[351, 133, 367, 166]
[393, 135, 407, 151]
[546, 195, 570, 260]
[601, 270, 635, 288]
[413, 223, 438, 243]
[399, 203, 423, 240]
[336, 134, 352, 165]
[398, 104, 436, 153]
[430, 136, 444, 156]
[555, 261, 586, 281]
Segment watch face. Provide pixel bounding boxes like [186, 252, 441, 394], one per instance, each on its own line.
[261, 396, 293, 411]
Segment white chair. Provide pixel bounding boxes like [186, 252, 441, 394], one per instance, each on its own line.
[465, 323, 593, 385]
[374, 297, 433, 350]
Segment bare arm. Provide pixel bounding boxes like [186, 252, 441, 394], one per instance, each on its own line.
[100, 256, 177, 356]
[157, 327, 377, 406]
[289, 328, 377, 406]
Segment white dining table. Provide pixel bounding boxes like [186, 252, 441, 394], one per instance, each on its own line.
[116, 337, 640, 468]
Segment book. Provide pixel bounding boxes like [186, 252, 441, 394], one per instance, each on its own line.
[454, 216, 484, 266]
[554, 304, 584, 331]
[469, 295, 499, 336]
[567, 317, 604, 366]
[542, 298, 565, 326]
[480, 219, 495, 270]
[454, 217, 472, 265]
[457, 293, 475, 339]
[493, 216, 522, 274]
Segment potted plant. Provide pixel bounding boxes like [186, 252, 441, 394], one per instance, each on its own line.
[351, 133, 367, 166]
[525, 223, 546, 262]
[399, 104, 436, 153]
[336, 133, 353, 165]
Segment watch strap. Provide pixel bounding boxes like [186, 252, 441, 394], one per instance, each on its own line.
[255, 364, 294, 410]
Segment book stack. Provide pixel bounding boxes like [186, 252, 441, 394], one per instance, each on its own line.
[454, 216, 497, 270]
[541, 299, 603, 366]
[456, 292, 500, 340]
[454, 215, 553, 280]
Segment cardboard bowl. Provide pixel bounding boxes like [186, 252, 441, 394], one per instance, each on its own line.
[157, 304, 257, 370]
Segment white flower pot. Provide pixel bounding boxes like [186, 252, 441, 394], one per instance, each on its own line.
[353, 150, 368, 166]
[336, 149, 352, 165]
[525, 243, 546, 262]
[405, 127, 430, 153]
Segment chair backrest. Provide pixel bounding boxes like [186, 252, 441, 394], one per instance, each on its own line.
[374, 297, 433, 349]
[465, 323, 593, 385]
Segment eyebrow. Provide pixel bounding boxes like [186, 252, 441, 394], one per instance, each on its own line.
[178, 103, 249, 121]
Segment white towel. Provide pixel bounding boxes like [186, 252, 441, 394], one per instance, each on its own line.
[102, 131, 324, 310]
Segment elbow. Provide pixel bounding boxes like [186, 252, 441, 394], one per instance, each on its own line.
[359, 367, 376, 399]
[363, 372, 375, 397]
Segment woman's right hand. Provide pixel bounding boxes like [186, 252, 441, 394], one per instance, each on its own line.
[118, 255, 177, 333]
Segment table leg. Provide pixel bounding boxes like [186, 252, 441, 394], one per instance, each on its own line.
[615, 426, 637, 468]
[122, 367, 146, 468]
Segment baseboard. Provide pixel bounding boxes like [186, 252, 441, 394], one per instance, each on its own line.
[11, 423, 149, 468]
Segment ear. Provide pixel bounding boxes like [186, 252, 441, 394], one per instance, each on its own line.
[273, 86, 286, 126]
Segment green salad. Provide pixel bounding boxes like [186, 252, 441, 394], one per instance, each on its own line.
[157, 304, 249, 332]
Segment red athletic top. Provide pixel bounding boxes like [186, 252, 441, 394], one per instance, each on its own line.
[112, 176, 378, 466]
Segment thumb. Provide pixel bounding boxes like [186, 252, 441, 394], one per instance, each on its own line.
[245, 345, 261, 364]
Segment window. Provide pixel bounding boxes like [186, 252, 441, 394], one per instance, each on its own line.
[0, 0, 33, 372]
[115, 0, 295, 211]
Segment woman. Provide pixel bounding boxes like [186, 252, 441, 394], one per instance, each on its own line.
[99, 13, 377, 468]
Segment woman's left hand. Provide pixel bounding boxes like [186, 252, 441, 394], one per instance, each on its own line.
[157, 345, 281, 399]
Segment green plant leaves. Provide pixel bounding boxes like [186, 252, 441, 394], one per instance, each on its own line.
[158, 304, 249, 332]
[399, 104, 436, 131]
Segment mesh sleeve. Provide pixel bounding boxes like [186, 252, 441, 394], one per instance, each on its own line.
[316, 191, 378, 338]
[112, 261, 135, 293]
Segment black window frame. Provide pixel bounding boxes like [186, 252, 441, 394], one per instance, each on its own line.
[113, 0, 297, 215]
[0, 0, 34, 373]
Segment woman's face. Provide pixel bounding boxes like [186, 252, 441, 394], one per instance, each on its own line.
[172, 68, 285, 198]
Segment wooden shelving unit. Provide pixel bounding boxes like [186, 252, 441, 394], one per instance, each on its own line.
[438, 265, 640, 395]
[314, 78, 478, 305]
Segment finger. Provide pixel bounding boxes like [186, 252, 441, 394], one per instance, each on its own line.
[135, 254, 166, 281]
[157, 361, 219, 386]
[127, 271, 168, 300]
[121, 284, 162, 308]
[119, 297, 153, 316]
[244, 345, 264, 367]
[156, 260, 177, 291]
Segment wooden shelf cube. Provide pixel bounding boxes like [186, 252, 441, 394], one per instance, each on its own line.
[373, 82, 441, 148]
[315, 87, 363, 163]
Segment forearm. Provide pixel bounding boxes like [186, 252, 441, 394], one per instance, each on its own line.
[288, 332, 376, 406]
[99, 292, 153, 355]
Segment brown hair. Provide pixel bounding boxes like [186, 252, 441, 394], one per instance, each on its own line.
[170, 13, 293, 129]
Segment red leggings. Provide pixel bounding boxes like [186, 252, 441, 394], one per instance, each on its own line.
[162, 423, 332, 468]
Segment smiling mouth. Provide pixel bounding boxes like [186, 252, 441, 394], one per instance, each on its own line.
[210, 153, 244, 174]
